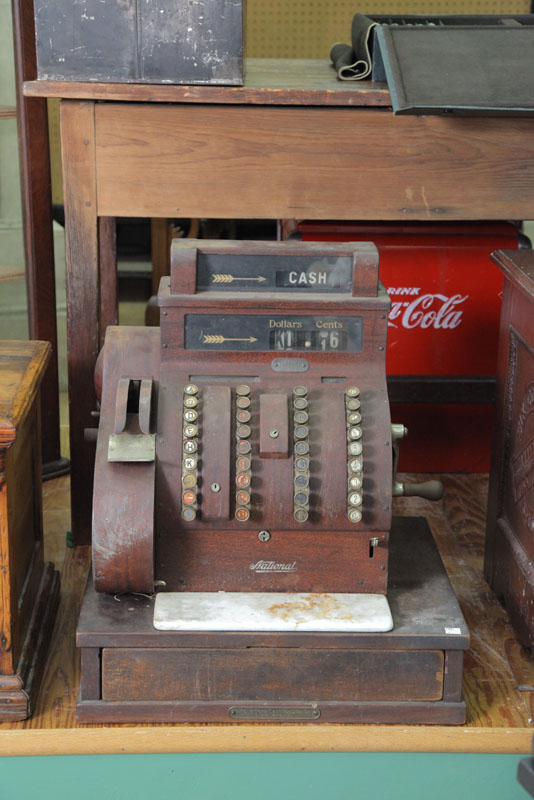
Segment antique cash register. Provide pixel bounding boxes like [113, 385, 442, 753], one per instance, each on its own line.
[77, 240, 468, 724]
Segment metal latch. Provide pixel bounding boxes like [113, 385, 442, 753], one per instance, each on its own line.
[108, 377, 156, 462]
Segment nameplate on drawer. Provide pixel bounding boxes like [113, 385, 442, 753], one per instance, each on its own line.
[228, 706, 321, 720]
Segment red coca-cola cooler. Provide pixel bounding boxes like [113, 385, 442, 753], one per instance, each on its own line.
[282, 221, 528, 472]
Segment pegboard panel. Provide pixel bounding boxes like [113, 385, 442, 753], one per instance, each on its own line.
[246, 0, 532, 58]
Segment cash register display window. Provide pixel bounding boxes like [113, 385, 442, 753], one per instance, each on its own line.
[184, 314, 363, 353]
[270, 328, 348, 352]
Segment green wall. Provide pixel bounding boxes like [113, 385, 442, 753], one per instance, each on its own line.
[0, 753, 528, 800]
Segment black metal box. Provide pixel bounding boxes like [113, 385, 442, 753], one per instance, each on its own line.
[34, 0, 243, 85]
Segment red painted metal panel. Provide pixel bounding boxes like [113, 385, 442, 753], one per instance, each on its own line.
[296, 221, 523, 471]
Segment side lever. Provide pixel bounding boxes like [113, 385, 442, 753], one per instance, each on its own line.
[391, 423, 443, 501]
[107, 377, 156, 462]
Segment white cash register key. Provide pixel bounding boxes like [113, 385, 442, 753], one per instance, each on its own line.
[348, 474, 362, 490]
[348, 492, 362, 507]
[349, 458, 363, 473]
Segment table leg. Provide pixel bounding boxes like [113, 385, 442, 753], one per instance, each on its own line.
[146, 218, 169, 326]
[99, 217, 118, 340]
[11, 0, 68, 479]
[60, 100, 100, 545]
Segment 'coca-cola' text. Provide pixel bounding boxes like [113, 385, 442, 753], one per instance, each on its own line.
[387, 288, 468, 330]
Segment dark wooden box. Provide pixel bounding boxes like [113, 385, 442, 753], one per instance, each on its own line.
[77, 517, 468, 725]
[485, 250, 534, 649]
[34, 0, 243, 85]
[0, 341, 60, 719]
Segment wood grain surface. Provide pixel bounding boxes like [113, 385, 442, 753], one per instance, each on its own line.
[0, 341, 50, 447]
[11, 0, 64, 469]
[485, 250, 534, 649]
[94, 103, 534, 221]
[0, 473, 532, 753]
[0, 342, 59, 717]
[24, 59, 390, 106]
[60, 101, 100, 544]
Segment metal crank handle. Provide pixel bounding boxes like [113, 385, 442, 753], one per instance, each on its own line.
[393, 480, 444, 501]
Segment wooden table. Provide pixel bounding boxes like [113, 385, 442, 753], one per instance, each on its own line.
[1, 472, 533, 799]
[24, 59, 534, 543]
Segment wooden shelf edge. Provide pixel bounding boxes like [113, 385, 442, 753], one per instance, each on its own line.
[0, 725, 531, 756]
[22, 60, 391, 106]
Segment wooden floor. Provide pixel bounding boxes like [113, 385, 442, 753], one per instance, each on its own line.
[0, 473, 532, 755]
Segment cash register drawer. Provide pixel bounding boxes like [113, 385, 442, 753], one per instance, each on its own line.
[101, 647, 444, 702]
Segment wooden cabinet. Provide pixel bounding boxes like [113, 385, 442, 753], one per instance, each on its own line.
[0, 341, 60, 719]
[485, 250, 534, 649]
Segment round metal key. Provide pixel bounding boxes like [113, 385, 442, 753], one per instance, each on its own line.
[236, 396, 251, 409]
[293, 386, 307, 397]
[182, 490, 196, 506]
[294, 456, 309, 472]
[347, 411, 361, 425]
[236, 455, 251, 472]
[294, 425, 309, 440]
[294, 508, 309, 523]
[183, 424, 198, 438]
[184, 384, 198, 395]
[348, 474, 362, 490]
[294, 491, 309, 507]
[235, 507, 250, 522]
[348, 441, 362, 456]
[236, 385, 250, 396]
[237, 424, 251, 439]
[183, 409, 198, 423]
[345, 398, 360, 411]
[236, 472, 251, 488]
[294, 441, 310, 455]
[293, 397, 308, 410]
[181, 507, 196, 522]
[236, 490, 250, 506]
[348, 508, 362, 523]
[182, 473, 197, 489]
[348, 492, 362, 507]
[183, 396, 198, 408]
[346, 386, 360, 397]
[294, 474, 309, 489]
[236, 409, 251, 424]
[293, 410, 309, 425]
[183, 440, 198, 454]
[237, 440, 251, 455]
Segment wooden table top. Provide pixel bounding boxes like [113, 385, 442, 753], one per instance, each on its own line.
[23, 58, 391, 107]
[0, 341, 50, 447]
[0, 473, 532, 756]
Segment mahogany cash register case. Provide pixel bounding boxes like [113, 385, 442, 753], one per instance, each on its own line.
[77, 241, 467, 724]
